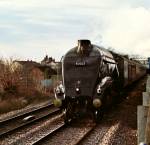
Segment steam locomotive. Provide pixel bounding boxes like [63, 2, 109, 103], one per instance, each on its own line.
[53, 40, 146, 123]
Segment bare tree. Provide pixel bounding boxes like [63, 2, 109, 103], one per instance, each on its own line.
[0, 58, 23, 94]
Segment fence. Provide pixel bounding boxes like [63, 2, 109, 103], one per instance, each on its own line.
[138, 75, 150, 145]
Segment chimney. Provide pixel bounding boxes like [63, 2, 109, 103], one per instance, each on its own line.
[77, 39, 91, 55]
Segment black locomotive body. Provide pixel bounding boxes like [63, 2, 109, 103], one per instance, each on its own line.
[54, 40, 146, 123]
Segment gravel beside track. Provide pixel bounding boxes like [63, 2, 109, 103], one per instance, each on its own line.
[0, 112, 63, 145]
[78, 76, 147, 145]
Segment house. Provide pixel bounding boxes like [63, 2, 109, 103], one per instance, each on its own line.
[41, 55, 62, 75]
[13, 60, 56, 94]
[41, 55, 55, 65]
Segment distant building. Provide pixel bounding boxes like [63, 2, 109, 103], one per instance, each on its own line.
[13, 60, 57, 94]
[41, 55, 62, 75]
[131, 58, 149, 68]
[13, 60, 56, 77]
[41, 55, 55, 65]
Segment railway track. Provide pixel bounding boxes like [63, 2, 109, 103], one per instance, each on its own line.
[0, 101, 51, 122]
[31, 117, 120, 145]
[32, 119, 96, 145]
[78, 121, 121, 145]
[0, 103, 61, 137]
[32, 122, 66, 145]
[31, 77, 145, 145]
[30, 114, 122, 145]
[0, 103, 119, 145]
[0, 77, 146, 145]
[73, 124, 96, 145]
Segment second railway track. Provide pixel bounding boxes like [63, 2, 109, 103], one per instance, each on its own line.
[0, 102, 60, 137]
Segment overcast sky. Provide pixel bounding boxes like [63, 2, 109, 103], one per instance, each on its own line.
[0, 0, 150, 61]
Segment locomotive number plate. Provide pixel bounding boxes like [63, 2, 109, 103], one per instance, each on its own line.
[75, 61, 86, 66]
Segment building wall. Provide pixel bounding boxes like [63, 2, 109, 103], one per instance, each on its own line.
[12, 61, 56, 95]
[17, 66, 43, 95]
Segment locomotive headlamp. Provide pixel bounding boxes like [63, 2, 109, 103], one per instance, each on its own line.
[75, 87, 81, 94]
[53, 99, 62, 107]
[76, 87, 80, 92]
[93, 98, 102, 108]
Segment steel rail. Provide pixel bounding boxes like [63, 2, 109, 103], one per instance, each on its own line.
[74, 125, 96, 145]
[32, 120, 96, 145]
[0, 102, 52, 123]
[0, 104, 61, 137]
[32, 123, 66, 145]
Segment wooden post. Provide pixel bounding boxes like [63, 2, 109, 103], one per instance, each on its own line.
[143, 92, 150, 106]
[146, 76, 150, 92]
[138, 106, 148, 144]
[138, 75, 150, 145]
[145, 106, 150, 144]
[144, 75, 150, 145]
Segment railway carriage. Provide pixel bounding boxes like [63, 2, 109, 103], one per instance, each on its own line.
[112, 53, 147, 87]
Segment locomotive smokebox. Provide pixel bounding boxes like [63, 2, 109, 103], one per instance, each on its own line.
[77, 39, 92, 55]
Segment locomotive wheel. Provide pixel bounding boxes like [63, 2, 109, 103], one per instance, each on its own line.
[63, 102, 73, 124]
[104, 87, 114, 107]
[112, 82, 123, 104]
[114, 91, 123, 104]
[63, 109, 71, 124]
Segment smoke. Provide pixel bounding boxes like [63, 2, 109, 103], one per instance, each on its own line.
[101, 7, 150, 57]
